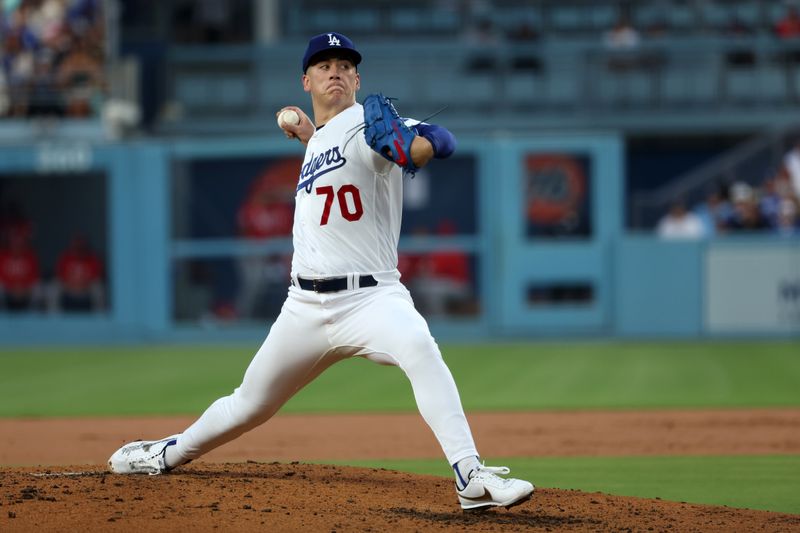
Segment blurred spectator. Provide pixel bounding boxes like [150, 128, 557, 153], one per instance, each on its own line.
[397, 249, 424, 288]
[26, 53, 64, 117]
[66, 0, 103, 37]
[174, 260, 214, 322]
[604, 13, 640, 50]
[1, 0, 105, 119]
[724, 14, 756, 68]
[237, 189, 294, 240]
[724, 181, 770, 232]
[47, 234, 105, 313]
[0, 60, 9, 115]
[0, 230, 42, 311]
[774, 5, 800, 39]
[775, 197, 800, 236]
[507, 21, 542, 73]
[408, 221, 475, 317]
[603, 12, 653, 74]
[507, 21, 539, 43]
[760, 165, 800, 230]
[56, 36, 104, 117]
[758, 177, 779, 224]
[656, 199, 705, 239]
[170, 0, 251, 44]
[32, 0, 68, 45]
[464, 17, 502, 72]
[2, 26, 36, 117]
[692, 155, 800, 237]
[781, 139, 800, 199]
[779, 195, 800, 234]
[397, 224, 429, 293]
[775, 164, 800, 204]
[235, 159, 297, 319]
[0, 201, 34, 243]
[194, 0, 232, 43]
[693, 184, 733, 237]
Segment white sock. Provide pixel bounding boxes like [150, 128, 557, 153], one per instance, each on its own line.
[163, 440, 185, 470]
[453, 455, 480, 491]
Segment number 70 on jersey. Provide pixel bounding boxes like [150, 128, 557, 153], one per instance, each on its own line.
[316, 184, 364, 225]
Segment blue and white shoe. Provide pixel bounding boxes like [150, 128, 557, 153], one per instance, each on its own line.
[456, 463, 534, 511]
[108, 434, 179, 475]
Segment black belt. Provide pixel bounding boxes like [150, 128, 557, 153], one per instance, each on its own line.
[295, 275, 378, 293]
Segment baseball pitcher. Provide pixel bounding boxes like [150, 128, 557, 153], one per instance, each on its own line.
[108, 31, 534, 511]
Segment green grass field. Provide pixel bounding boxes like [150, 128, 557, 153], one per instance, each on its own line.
[1, 340, 799, 514]
[339, 455, 800, 515]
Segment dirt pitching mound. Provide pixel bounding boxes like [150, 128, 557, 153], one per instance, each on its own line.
[3, 463, 798, 532]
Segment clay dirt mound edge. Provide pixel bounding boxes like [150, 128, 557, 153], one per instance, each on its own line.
[2, 462, 799, 532]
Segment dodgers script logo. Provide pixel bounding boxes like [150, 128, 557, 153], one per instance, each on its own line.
[297, 147, 346, 192]
[327, 33, 341, 46]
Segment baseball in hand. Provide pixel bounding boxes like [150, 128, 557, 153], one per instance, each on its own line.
[277, 109, 300, 127]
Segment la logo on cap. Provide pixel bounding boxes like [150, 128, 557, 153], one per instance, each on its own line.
[302, 32, 361, 72]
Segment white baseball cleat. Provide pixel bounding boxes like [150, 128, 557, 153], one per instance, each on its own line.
[456, 463, 534, 511]
[108, 435, 180, 475]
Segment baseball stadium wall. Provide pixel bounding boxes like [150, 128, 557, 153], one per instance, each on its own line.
[0, 135, 798, 345]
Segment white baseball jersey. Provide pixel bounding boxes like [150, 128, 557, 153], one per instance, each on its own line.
[292, 102, 400, 278]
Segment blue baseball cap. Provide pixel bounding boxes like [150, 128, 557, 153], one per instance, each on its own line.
[302, 32, 362, 73]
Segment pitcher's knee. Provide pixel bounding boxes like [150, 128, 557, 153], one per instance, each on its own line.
[401, 344, 446, 374]
[225, 394, 275, 431]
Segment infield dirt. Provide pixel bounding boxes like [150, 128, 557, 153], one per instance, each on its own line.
[2, 408, 799, 532]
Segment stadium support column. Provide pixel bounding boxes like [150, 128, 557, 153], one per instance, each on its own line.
[255, 0, 280, 43]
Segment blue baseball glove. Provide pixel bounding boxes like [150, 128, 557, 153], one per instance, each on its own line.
[363, 93, 418, 173]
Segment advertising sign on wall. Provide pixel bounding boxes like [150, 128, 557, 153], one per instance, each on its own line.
[706, 245, 800, 333]
[524, 153, 592, 239]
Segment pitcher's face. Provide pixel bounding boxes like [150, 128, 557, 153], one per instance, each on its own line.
[303, 56, 360, 109]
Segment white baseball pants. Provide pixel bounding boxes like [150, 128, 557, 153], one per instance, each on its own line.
[171, 279, 479, 467]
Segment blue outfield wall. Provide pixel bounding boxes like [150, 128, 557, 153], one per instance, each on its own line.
[615, 236, 800, 338]
[0, 136, 798, 344]
[615, 237, 705, 338]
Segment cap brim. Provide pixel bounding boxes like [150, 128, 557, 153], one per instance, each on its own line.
[305, 49, 362, 72]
